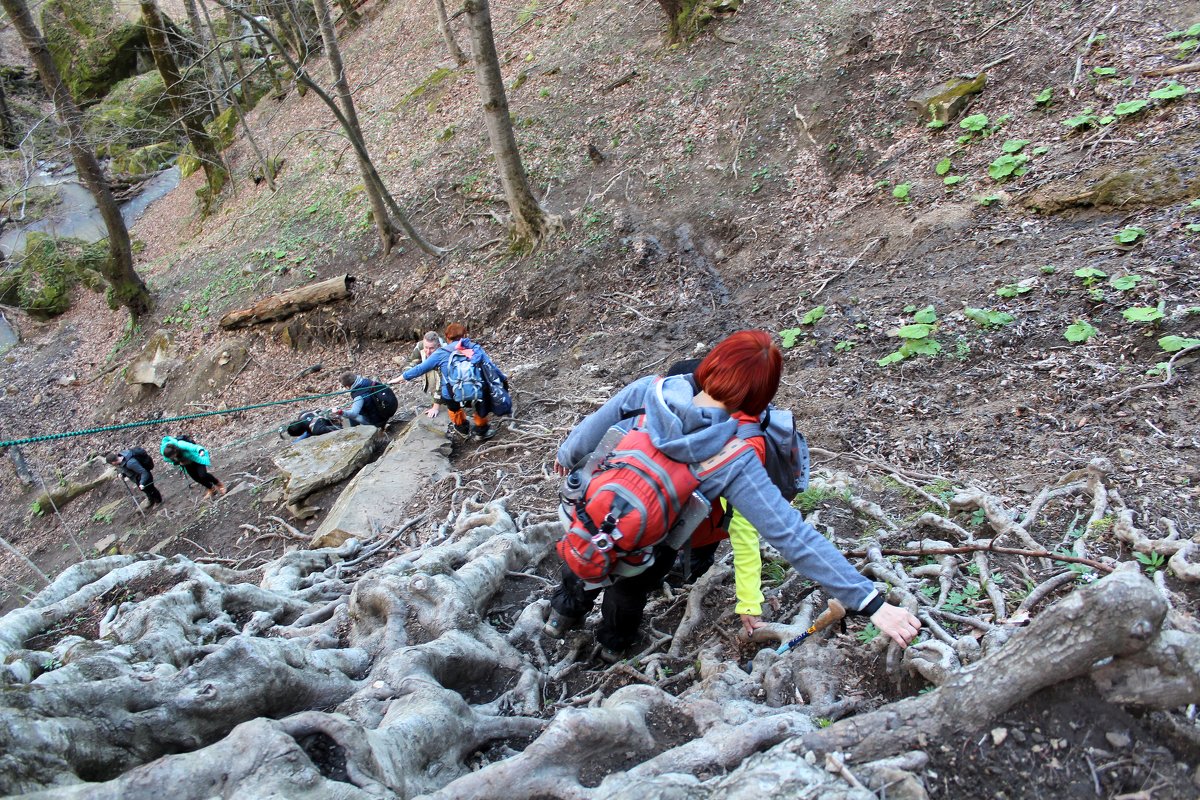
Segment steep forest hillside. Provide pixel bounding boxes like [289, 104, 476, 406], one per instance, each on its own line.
[0, 0, 1198, 797]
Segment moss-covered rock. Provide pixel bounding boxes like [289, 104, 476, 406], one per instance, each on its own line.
[40, 0, 150, 102]
[8, 233, 108, 318]
[207, 106, 239, 150]
[177, 146, 200, 179]
[111, 142, 177, 176]
[84, 71, 173, 155]
[1024, 133, 1200, 213]
[907, 74, 988, 123]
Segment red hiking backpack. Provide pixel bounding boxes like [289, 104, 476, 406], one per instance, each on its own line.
[558, 415, 750, 587]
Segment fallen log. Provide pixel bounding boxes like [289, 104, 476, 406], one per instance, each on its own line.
[218, 274, 355, 329]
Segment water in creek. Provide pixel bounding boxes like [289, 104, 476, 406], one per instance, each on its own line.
[0, 165, 181, 258]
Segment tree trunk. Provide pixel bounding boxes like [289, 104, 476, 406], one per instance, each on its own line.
[463, 0, 548, 243]
[218, 274, 354, 328]
[311, 0, 395, 254]
[0, 0, 151, 319]
[140, 0, 229, 204]
[199, 0, 276, 191]
[0, 81, 18, 149]
[434, 0, 468, 65]
[182, 0, 227, 116]
[219, 2, 443, 254]
[335, 0, 361, 28]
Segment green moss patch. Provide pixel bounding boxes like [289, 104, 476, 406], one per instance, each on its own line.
[3, 233, 108, 318]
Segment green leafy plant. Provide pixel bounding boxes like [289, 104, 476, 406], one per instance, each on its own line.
[1109, 274, 1142, 291]
[1113, 226, 1146, 244]
[1034, 87, 1054, 106]
[995, 283, 1032, 299]
[892, 183, 911, 202]
[779, 328, 804, 348]
[1040, 265, 1057, 274]
[977, 194, 1002, 206]
[1074, 266, 1108, 285]
[1001, 138, 1030, 154]
[801, 305, 826, 325]
[834, 340, 856, 352]
[1092, 66, 1118, 77]
[1159, 335, 1200, 352]
[1122, 306, 1164, 323]
[1031, 145, 1050, 156]
[1167, 23, 1200, 39]
[1065, 319, 1098, 343]
[1148, 82, 1190, 100]
[855, 623, 881, 643]
[964, 307, 1015, 328]
[1112, 99, 1148, 117]
[935, 157, 952, 176]
[912, 306, 938, 324]
[943, 175, 963, 186]
[878, 319, 941, 366]
[1062, 108, 1100, 130]
[988, 154, 1029, 181]
[1134, 551, 1166, 575]
[927, 119, 947, 129]
[959, 113, 989, 132]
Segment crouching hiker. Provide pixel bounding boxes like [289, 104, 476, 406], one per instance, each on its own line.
[161, 435, 226, 498]
[338, 373, 399, 429]
[401, 322, 510, 441]
[105, 448, 162, 509]
[543, 330, 921, 663]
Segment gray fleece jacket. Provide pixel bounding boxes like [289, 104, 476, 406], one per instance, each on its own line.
[557, 374, 879, 613]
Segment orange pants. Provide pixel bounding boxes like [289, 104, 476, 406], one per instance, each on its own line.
[448, 407, 488, 428]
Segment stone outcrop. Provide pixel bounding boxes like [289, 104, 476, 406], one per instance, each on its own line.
[40, 0, 149, 102]
[30, 457, 114, 515]
[311, 417, 451, 548]
[165, 340, 251, 410]
[124, 329, 178, 387]
[273, 425, 382, 505]
[907, 73, 987, 123]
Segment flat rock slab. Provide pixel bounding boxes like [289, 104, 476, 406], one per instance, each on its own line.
[273, 425, 381, 504]
[311, 417, 452, 548]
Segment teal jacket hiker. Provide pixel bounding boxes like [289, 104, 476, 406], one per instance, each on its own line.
[160, 436, 211, 467]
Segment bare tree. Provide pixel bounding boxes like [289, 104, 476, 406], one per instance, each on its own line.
[140, 0, 230, 204]
[197, 0, 277, 191]
[182, 0, 228, 116]
[434, 0, 468, 65]
[0, 0, 152, 318]
[0, 82, 17, 149]
[219, 0, 444, 256]
[312, 0, 396, 252]
[463, 0, 549, 243]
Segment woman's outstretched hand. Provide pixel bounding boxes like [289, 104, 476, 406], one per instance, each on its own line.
[870, 603, 921, 648]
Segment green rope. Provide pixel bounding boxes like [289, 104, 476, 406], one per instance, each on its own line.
[0, 382, 400, 449]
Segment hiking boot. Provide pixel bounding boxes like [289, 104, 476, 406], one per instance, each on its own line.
[451, 421, 471, 437]
[473, 424, 497, 441]
[598, 645, 627, 665]
[543, 610, 580, 639]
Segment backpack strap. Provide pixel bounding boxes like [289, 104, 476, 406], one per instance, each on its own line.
[695, 437, 752, 476]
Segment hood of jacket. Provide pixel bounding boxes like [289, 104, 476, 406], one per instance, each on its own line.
[641, 375, 740, 463]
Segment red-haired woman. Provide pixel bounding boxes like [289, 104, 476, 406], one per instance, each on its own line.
[544, 330, 920, 661]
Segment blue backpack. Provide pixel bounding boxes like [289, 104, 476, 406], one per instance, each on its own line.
[481, 361, 512, 416]
[445, 345, 484, 406]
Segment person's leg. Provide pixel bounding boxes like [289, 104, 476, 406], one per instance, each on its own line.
[596, 546, 677, 652]
[444, 398, 469, 436]
[142, 481, 163, 506]
[546, 565, 600, 637]
[471, 410, 494, 440]
[688, 542, 719, 579]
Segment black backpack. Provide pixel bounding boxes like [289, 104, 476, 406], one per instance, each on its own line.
[372, 383, 398, 423]
[128, 447, 154, 471]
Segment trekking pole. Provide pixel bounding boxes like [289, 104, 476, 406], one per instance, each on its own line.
[119, 476, 147, 521]
[742, 599, 846, 673]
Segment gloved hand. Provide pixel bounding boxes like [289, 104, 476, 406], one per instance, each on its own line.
[332, 407, 343, 415]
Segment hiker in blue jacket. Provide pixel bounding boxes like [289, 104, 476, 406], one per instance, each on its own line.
[543, 330, 920, 661]
[338, 373, 398, 429]
[161, 435, 226, 498]
[402, 322, 507, 440]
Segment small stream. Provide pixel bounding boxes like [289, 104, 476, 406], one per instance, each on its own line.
[0, 164, 181, 258]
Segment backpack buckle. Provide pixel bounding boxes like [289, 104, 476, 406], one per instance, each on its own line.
[592, 531, 615, 552]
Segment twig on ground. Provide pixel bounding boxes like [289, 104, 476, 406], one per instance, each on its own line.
[848, 542, 1113, 573]
[1084, 344, 1199, 411]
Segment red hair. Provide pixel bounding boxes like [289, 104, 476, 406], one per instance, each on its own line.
[694, 330, 781, 416]
[444, 322, 467, 341]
